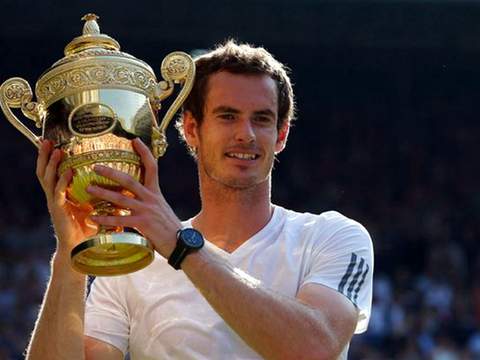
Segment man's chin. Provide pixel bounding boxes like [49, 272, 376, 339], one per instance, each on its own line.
[205, 173, 261, 190]
[202, 166, 269, 190]
[212, 176, 249, 188]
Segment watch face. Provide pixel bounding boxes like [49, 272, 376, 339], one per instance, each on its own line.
[181, 228, 204, 248]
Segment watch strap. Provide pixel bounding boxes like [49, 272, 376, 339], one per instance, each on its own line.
[168, 231, 188, 270]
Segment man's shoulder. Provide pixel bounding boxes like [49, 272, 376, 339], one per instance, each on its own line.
[276, 206, 371, 249]
[277, 206, 363, 231]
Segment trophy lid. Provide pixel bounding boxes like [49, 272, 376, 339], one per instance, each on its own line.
[36, 14, 157, 107]
[63, 14, 120, 55]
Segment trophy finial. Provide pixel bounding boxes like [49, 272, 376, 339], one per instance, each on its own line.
[81, 13, 101, 35]
[64, 13, 120, 55]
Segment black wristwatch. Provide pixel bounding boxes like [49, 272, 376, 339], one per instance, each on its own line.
[168, 228, 204, 270]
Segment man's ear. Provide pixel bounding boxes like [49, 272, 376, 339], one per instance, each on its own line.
[275, 121, 290, 154]
[182, 111, 200, 149]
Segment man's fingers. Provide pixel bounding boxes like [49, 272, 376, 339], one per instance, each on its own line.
[43, 148, 63, 194]
[54, 168, 73, 206]
[90, 214, 140, 229]
[36, 140, 52, 181]
[93, 165, 150, 199]
[86, 185, 141, 210]
[132, 138, 160, 191]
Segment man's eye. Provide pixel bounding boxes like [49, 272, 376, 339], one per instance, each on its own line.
[219, 114, 235, 120]
[254, 116, 272, 123]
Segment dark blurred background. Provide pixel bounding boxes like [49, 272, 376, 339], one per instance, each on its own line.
[0, 1, 479, 359]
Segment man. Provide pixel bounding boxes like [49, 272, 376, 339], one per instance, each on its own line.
[27, 41, 373, 359]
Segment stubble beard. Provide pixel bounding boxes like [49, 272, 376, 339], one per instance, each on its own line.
[199, 151, 274, 192]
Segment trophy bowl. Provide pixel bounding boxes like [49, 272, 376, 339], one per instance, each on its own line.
[0, 14, 195, 276]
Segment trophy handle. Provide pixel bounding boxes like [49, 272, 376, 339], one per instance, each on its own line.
[151, 52, 195, 158]
[0, 77, 45, 148]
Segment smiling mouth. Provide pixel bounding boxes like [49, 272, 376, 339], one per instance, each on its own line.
[225, 152, 260, 160]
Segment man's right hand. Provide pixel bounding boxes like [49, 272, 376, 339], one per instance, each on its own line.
[36, 140, 97, 256]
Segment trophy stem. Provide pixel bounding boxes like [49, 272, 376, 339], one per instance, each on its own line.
[91, 200, 122, 234]
[70, 200, 154, 276]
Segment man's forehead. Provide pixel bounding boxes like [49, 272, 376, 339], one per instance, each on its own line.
[205, 71, 278, 110]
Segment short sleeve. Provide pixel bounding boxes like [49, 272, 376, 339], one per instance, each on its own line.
[84, 276, 130, 355]
[301, 213, 374, 334]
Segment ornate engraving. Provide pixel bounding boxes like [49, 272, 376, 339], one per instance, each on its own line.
[161, 52, 193, 82]
[0, 77, 45, 137]
[21, 101, 45, 128]
[2, 78, 33, 107]
[152, 127, 168, 158]
[53, 49, 137, 67]
[165, 58, 187, 76]
[91, 66, 108, 82]
[59, 149, 141, 174]
[50, 77, 67, 93]
[69, 70, 89, 87]
[152, 51, 195, 158]
[37, 62, 157, 106]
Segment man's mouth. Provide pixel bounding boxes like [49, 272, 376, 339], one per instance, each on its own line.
[225, 152, 260, 160]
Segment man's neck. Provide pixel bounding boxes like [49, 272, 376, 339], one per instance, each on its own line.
[192, 175, 273, 253]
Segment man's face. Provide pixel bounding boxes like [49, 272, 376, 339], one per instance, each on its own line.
[185, 71, 288, 189]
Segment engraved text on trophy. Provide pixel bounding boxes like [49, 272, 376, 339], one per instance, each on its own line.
[69, 103, 117, 137]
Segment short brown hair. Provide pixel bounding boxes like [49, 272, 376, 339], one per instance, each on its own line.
[176, 40, 296, 148]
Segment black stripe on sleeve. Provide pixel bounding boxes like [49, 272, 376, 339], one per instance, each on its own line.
[347, 257, 365, 300]
[354, 263, 370, 303]
[338, 253, 357, 294]
[86, 275, 96, 298]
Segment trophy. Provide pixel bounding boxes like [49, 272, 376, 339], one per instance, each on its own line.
[0, 14, 195, 276]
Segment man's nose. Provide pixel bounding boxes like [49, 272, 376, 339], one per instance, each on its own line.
[234, 118, 255, 143]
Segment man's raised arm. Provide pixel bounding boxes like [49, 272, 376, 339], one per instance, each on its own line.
[25, 140, 122, 360]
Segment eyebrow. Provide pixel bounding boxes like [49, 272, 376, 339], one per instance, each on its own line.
[212, 106, 241, 114]
[212, 106, 276, 118]
[253, 109, 276, 118]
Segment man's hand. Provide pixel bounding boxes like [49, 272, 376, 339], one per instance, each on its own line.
[87, 138, 181, 258]
[36, 140, 97, 254]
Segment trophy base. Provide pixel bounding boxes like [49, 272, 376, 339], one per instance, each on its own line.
[71, 232, 154, 276]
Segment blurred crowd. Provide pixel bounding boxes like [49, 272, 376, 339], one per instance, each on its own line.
[0, 80, 478, 359]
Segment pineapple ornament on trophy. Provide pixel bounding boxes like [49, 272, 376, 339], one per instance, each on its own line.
[0, 14, 195, 276]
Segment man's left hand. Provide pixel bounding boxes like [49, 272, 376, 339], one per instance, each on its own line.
[87, 138, 181, 258]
